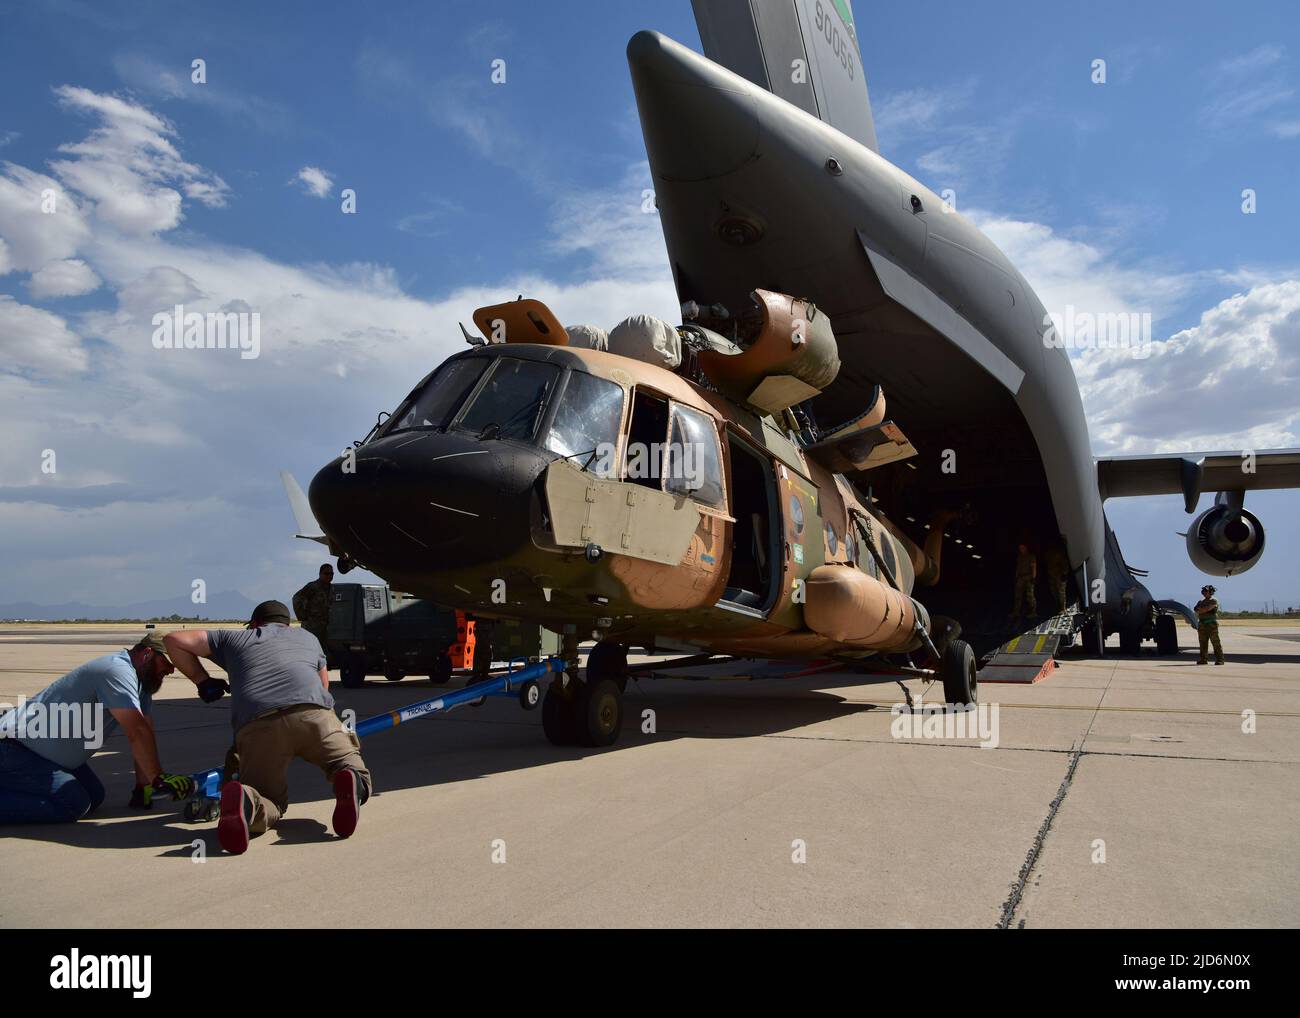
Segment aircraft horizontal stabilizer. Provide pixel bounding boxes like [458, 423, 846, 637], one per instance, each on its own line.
[1096, 448, 1300, 512]
[280, 470, 328, 544]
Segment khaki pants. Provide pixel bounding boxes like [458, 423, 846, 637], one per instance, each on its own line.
[1198, 623, 1224, 664]
[1012, 577, 1036, 617]
[235, 705, 371, 834]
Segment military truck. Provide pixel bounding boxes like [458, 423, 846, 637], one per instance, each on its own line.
[326, 583, 559, 689]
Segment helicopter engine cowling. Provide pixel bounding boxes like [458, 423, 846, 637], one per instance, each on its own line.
[1186, 503, 1265, 577]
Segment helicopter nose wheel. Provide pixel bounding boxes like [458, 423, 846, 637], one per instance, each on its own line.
[542, 677, 624, 747]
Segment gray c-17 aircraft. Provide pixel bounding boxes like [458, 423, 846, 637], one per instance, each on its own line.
[294, 0, 1300, 746]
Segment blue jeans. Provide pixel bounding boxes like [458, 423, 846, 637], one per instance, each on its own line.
[0, 740, 106, 823]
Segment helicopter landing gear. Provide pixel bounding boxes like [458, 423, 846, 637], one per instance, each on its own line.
[542, 677, 625, 747]
[586, 640, 629, 693]
[940, 639, 978, 707]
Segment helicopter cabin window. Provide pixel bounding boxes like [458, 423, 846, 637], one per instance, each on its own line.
[624, 390, 670, 491]
[544, 371, 625, 468]
[387, 357, 488, 434]
[666, 403, 724, 508]
[455, 357, 561, 443]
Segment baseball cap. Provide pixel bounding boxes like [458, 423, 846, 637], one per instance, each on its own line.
[133, 632, 171, 658]
[249, 600, 292, 626]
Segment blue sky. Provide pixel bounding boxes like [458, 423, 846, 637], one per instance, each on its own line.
[0, 0, 1297, 612]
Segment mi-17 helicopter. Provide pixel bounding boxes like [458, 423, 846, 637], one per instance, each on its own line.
[304, 291, 971, 748]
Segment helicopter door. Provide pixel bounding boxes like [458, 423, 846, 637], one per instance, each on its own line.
[718, 432, 781, 614]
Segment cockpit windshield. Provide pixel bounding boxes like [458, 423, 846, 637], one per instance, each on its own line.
[385, 357, 488, 435]
[543, 371, 625, 466]
[454, 357, 561, 442]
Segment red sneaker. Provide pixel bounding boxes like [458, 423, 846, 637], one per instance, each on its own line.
[218, 781, 252, 855]
[332, 769, 360, 839]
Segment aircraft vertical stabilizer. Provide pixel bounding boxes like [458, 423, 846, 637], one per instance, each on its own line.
[691, 0, 879, 152]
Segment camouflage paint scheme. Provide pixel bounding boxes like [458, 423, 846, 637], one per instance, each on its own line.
[313, 334, 946, 663]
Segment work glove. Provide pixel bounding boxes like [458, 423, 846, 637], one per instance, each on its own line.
[197, 677, 231, 703]
[152, 772, 196, 800]
[128, 784, 153, 809]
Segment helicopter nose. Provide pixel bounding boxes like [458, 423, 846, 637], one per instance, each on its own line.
[308, 430, 549, 573]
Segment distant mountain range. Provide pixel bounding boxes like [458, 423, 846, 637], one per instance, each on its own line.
[0, 589, 259, 622]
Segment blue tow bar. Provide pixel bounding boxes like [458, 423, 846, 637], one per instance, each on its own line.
[185, 655, 567, 806]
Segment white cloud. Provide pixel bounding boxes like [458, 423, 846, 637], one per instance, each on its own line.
[0, 162, 92, 270]
[27, 257, 101, 298]
[293, 165, 334, 199]
[0, 295, 88, 376]
[970, 210, 1194, 326]
[1075, 281, 1300, 454]
[1218, 44, 1285, 77]
[48, 84, 229, 233]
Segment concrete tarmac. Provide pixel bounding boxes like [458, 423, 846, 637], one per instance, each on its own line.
[1, 621, 1297, 928]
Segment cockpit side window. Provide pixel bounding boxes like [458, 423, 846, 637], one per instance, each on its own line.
[386, 357, 488, 435]
[667, 403, 725, 508]
[544, 370, 626, 470]
[624, 390, 670, 491]
[454, 357, 561, 443]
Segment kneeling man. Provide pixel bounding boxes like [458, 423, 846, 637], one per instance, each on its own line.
[164, 600, 372, 854]
[0, 634, 195, 823]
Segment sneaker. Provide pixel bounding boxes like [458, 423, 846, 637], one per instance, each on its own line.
[217, 781, 253, 855]
[1196, 661, 1207, 666]
[1215, 661, 1224, 666]
[332, 769, 360, 839]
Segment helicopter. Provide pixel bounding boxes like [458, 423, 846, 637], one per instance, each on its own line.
[304, 290, 973, 748]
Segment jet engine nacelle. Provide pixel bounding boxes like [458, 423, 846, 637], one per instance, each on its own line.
[1186, 503, 1265, 576]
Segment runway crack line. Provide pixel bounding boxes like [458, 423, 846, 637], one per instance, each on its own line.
[997, 746, 1082, 929]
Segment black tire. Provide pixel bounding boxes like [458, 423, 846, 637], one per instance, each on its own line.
[383, 665, 406, 682]
[1081, 619, 1104, 656]
[340, 656, 366, 689]
[1155, 614, 1178, 655]
[542, 682, 578, 745]
[940, 639, 977, 707]
[430, 652, 453, 685]
[575, 678, 624, 747]
[586, 641, 629, 693]
[1119, 629, 1141, 656]
[519, 679, 541, 711]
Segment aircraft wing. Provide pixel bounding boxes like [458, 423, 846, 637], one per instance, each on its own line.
[691, 0, 878, 152]
[1096, 449, 1300, 512]
[280, 470, 329, 543]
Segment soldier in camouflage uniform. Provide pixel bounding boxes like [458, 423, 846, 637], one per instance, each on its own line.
[1010, 543, 1037, 620]
[1194, 584, 1224, 665]
[1044, 537, 1070, 615]
[292, 563, 334, 651]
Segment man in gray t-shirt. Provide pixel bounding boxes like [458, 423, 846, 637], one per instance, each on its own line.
[165, 599, 372, 855]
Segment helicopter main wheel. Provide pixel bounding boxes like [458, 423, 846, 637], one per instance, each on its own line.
[940, 639, 978, 707]
[1155, 614, 1178, 655]
[541, 682, 578, 745]
[575, 678, 624, 748]
[586, 641, 629, 693]
[384, 666, 406, 682]
[1119, 629, 1141, 656]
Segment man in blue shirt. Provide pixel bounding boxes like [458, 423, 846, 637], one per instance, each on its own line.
[0, 634, 196, 823]
[165, 600, 371, 854]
